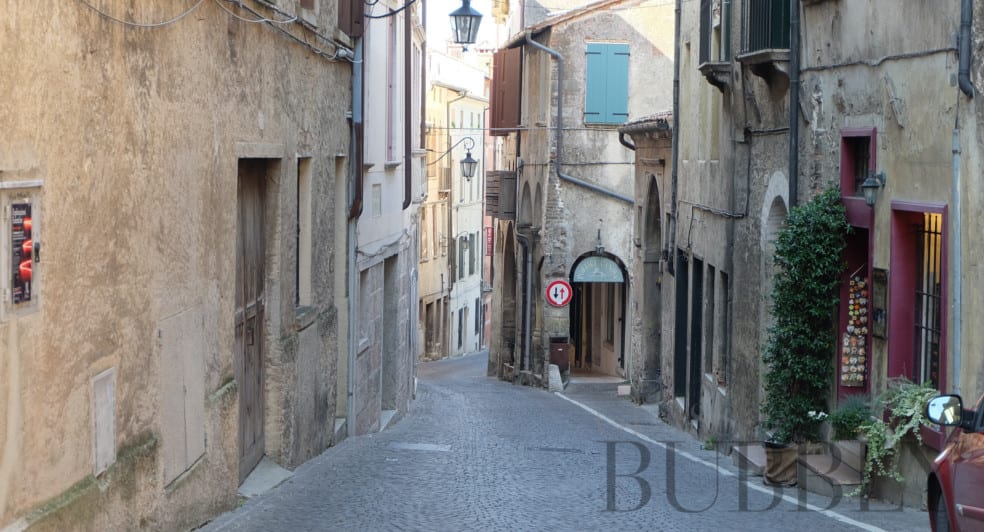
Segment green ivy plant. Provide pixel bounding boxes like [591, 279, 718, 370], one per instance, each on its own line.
[854, 378, 938, 494]
[762, 188, 850, 445]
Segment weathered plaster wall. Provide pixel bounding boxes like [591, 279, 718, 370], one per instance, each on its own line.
[0, 1, 350, 529]
[516, 4, 674, 378]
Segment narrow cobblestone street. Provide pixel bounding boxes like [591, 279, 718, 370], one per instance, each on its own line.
[201, 353, 928, 531]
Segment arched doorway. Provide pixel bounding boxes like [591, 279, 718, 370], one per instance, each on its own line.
[570, 252, 628, 378]
[642, 177, 662, 397]
[501, 224, 517, 375]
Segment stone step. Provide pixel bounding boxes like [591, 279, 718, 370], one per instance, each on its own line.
[731, 443, 765, 477]
[797, 452, 862, 498]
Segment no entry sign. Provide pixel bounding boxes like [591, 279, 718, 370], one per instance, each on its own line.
[545, 279, 573, 307]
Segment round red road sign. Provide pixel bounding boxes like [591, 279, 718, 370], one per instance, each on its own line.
[545, 279, 573, 307]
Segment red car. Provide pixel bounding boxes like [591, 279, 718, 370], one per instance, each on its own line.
[926, 393, 984, 531]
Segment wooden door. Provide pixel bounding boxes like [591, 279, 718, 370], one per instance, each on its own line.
[236, 162, 266, 484]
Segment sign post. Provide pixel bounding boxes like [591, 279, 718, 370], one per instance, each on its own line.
[545, 279, 572, 307]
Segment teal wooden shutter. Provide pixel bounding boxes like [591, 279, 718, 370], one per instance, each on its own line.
[585, 44, 606, 122]
[585, 43, 629, 124]
[606, 44, 629, 123]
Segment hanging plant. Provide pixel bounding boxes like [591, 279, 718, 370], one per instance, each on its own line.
[762, 188, 851, 444]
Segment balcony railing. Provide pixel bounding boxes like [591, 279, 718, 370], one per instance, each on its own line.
[744, 0, 789, 53]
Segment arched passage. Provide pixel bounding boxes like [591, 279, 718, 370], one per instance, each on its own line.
[570, 252, 628, 378]
[642, 177, 662, 396]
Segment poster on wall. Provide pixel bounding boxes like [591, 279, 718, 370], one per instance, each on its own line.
[840, 273, 869, 387]
[11, 202, 32, 304]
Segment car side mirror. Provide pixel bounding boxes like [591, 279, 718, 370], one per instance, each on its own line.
[927, 395, 963, 426]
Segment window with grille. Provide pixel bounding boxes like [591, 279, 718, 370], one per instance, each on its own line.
[744, 0, 789, 53]
[914, 213, 943, 389]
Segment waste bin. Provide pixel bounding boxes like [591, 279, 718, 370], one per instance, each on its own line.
[549, 337, 570, 373]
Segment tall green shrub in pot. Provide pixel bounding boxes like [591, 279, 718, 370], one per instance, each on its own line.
[763, 188, 850, 444]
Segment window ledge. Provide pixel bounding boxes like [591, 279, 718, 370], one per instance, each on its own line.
[736, 49, 790, 85]
[698, 61, 731, 93]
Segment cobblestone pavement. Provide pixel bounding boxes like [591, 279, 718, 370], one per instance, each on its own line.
[201, 353, 928, 531]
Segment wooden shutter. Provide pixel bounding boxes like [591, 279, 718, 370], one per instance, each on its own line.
[490, 47, 522, 135]
[585, 43, 630, 124]
[339, 0, 364, 38]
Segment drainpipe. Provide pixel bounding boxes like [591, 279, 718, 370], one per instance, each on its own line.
[668, 0, 681, 274]
[959, 0, 974, 98]
[951, 0, 972, 393]
[523, 32, 634, 204]
[952, 127, 963, 395]
[403, 3, 413, 209]
[346, 37, 365, 437]
[619, 132, 636, 151]
[787, 0, 800, 208]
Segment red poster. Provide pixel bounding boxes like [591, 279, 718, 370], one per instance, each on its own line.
[11, 203, 32, 304]
[486, 227, 493, 256]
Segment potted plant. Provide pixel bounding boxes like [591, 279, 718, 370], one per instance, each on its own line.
[762, 188, 850, 486]
[828, 395, 870, 441]
[854, 378, 937, 495]
[827, 395, 870, 475]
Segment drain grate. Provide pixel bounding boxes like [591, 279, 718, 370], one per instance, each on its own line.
[525, 446, 584, 454]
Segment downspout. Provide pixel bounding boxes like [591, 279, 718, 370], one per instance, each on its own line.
[523, 32, 634, 204]
[787, 0, 800, 208]
[346, 37, 365, 437]
[959, 0, 974, 98]
[668, 0, 681, 274]
[403, 2, 413, 209]
[619, 132, 636, 151]
[952, 0, 972, 392]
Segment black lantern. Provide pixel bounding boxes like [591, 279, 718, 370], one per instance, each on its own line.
[461, 149, 479, 180]
[860, 171, 886, 207]
[450, 0, 482, 45]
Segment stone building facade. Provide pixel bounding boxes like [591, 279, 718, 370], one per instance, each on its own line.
[487, 0, 674, 387]
[0, 1, 359, 529]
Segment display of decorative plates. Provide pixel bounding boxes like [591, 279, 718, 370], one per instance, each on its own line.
[841, 274, 868, 387]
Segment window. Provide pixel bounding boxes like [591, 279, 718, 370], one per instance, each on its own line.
[458, 236, 467, 280]
[468, 233, 476, 276]
[420, 207, 429, 261]
[585, 43, 630, 125]
[296, 158, 313, 306]
[605, 283, 615, 342]
[914, 213, 943, 389]
[744, 0, 789, 53]
[843, 136, 872, 197]
[699, 0, 732, 63]
[889, 206, 947, 395]
[457, 308, 464, 348]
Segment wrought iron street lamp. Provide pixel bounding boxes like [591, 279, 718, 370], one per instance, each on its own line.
[450, 0, 482, 45]
[861, 171, 886, 207]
